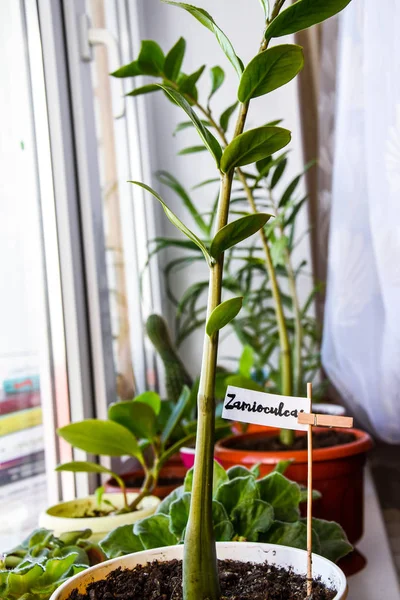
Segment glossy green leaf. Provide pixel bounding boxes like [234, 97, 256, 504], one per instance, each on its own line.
[257, 472, 301, 522]
[55, 461, 113, 476]
[232, 499, 274, 540]
[220, 126, 291, 172]
[266, 0, 352, 38]
[210, 213, 272, 258]
[260, 521, 309, 551]
[156, 486, 185, 515]
[225, 374, 266, 393]
[214, 475, 259, 518]
[238, 45, 304, 102]
[271, 157, 288, 188]
[209, 66, 225, 99]
[309, 519, 353, 562]
[162, 2, 243, 77]
[179, 65, 205, 94]
[178, 145, 207, 155]
[134, 514, 178, 549]
[126, 84, 161, 97]
[279, 174, 301, 207]
[206, 297, 243, 337]
[164, 37, 186, 81]
[161, 385, 192, 445]
[157, 85, 222, 166]
[129, 181, 212, 265]
[111, 60, 142, 78]
[220, 101, 238, 133]
[108, 400, 157, 440]
[57, 420, 140, 458]
[239, 345, 254, 378]
[137, 40, 165, 76]
[174, 119, 211, 135]
[100, 525, 144, 559]
[134, 391, 161, 415]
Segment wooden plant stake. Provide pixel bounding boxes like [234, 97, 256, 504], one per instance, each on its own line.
[298, 384, 353, 598]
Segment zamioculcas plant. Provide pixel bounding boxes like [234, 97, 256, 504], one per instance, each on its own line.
[113, 0, 353, 597]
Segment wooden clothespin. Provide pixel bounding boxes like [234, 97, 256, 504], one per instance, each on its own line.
[299, 384, 353, 598]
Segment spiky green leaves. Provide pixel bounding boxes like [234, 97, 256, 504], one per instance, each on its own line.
[266, 0, 352, 38]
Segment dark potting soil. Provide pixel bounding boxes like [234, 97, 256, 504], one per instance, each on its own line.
[226, 430, 356, 452]
[68, 559, 337, 600]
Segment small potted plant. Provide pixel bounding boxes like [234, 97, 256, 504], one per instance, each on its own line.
[50, 0, 353, 598]
[41, 388, 196, 539]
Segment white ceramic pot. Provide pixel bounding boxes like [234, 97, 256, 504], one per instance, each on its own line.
[50, 542, 348, 600]
[39, 493, 160, 542]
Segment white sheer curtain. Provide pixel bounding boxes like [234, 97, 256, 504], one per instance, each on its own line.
[322, 0, 400, 443]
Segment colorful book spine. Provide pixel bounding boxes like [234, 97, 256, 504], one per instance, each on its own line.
[0, 425, 44, 463]
[0, 451, 45, 486]
[3, 375, 40, 395]
[0, 391, 41, 416]
[0, 407, 42, 437]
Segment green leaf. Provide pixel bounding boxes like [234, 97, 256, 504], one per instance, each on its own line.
[55, 461, 113, 476]
[210, 213, 272, 258]
[179, 65, 206, 94]
[256, 156, 273, 176]
[164, 37, 186, 81]
[299, 486, 322, 503]
[178, 145, 207, 155]
[279, 174, 301, 207]
[161, 385, 191, 446]
[156, 486, 185, 515]
[206, 297, 243, 337]
[271, 157, 288, 188]
[238, 45, 304, 102]
[162, 2, 243, 77]
[258, 0, 269, 18]
[126, 84, 161, 97]
[225, 374, 266, 392]
[174, 119, 211, 135]
[100, 525, 144, 559]
[57, 420, 141, 458]
[231, 499, 274, 540]
[257, 472, 301, 522]
[220, 126, 291, 173]
[183, 467, 194, 492]
[260, 521, 308, 551]
[108, 400, 157, 441]
[266, 0, 352, 38]
[310, 519, 353, 562]
[134, 391, 161, 415]
[214, 475, 259, 518]
[129, 181, 212, 265]
[212, 461, 229, 495]
[212, 500, 233, 541]
[134, 514, 178, 549]
[227, 465, 257, 480]
[239, 345, 254, 378]
[220, 101, 238, 133]
[270, 235, 289, 267]
[156, 85, 222, 166]
[169, 492, 191, 538]
[137, 40, 165, 76]
[209, 66, 225, 99]
[273, 460, 293, 475]
[111, 61, 142, 78]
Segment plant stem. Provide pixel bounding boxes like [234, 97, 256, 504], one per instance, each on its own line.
[115, 474, 129, 509]
[128, 470, 154, 511]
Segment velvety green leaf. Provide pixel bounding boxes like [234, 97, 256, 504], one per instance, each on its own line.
[179, 65, 205, 95]
[178, 145, 207, 155]
[108, 400, 156, 441]
[310, 519, 353, 562]
[220, 101, 238, 133]
[169, 492, 191, 538]
[210, 213, 272, 258]
[164, 37, 186, 81]
[55, 462, 113, 476]
[209, 66, 225, 99]
[220, 126, 291, 172]
[239, 345, 254, 378]
[137, 40, 165, 76]
[134, 514, 178, 549]
[212, 500, 233, 541]
[212, 461, 229, 495]
[214, 475, 259, 518]
[225, 374, 266, 393]
[111, 60, 142, 78]
[257, 472, 301, 522]
[161, 385, 191, 445]
[232, 499, 274, 540]
[273, 460, 293, 475]
[157, 85, 222, 166]
[100, 525, 144, 559]
[260, 521, 309, 551]
[162, 1, 243, 77]
[238, 45, 304, 102]
[299, 486, 322, 503]
[183, 467, 194, 492]
[57, 420, 140, 458]
[156, 486, 185, 515]
[129, 181, 212, 265]
[266, 0, 352, 38]
[126, 84, 160, 97]
[206, 297, 243, 337]
[227, 465, 257, 480]
[134, 391, 161, 416]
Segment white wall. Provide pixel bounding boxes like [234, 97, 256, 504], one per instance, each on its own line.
[138, 0, 311, 377]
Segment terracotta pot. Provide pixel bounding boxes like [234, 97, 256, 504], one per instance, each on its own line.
[50, 542, 348, 600]
[104, 463, 187, 499]
[214, 428, 373, 544]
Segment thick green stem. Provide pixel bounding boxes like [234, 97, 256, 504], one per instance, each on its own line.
[128, 469, 154, 511]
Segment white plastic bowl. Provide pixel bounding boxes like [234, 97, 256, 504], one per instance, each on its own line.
[39, 493, 160, 542]
[50, 541, 348, 599]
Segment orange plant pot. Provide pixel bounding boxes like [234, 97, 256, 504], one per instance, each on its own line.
[104, 463, 187, 500]
[214, 428, 373, 544]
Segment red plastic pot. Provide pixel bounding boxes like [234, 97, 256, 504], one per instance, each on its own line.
[104, 463, 187, 499]
[214, 428, 373, 544]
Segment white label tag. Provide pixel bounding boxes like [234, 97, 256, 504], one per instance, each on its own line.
[222, 386, 311, 431]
